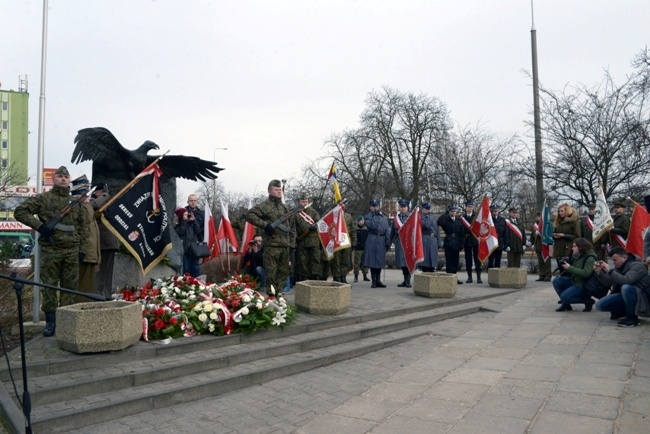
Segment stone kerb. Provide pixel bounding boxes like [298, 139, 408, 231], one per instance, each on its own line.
[488, 267, 528, 289]
[294, 280, 351, 315]
[55, 301, 143, 354]
[413, 272, 457, 298]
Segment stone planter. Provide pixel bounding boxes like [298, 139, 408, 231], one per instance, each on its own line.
[56, 301, 143, 354]
[488, 267, 528, 289]
[413, 272, 457, 298]
[294, 281, 351, 315]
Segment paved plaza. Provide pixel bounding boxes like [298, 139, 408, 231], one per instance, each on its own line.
[52, 270, 649, 434]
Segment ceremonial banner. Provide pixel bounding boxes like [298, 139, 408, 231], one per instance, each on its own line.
[398, 208, 424, 274]
[540, 199, 554, 262]
[626, 202, 650, 258]
[101, 164, 172, 275]
[317, 203, 351, 260]
[327, 163, 342, 203]
[203, 201, 219, 261]
[240, 200, 255, 254]
[470, 196, 499, 263]
[217, 198, 239, 254]
[593, 184, 613, 243]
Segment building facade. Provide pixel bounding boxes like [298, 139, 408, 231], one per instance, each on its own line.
[0, 79, 29, 186]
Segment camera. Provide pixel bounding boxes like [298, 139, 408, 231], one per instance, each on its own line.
[559, 257, 570, 265]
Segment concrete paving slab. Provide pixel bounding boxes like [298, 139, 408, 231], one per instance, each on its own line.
[422, 382, 490, 403]
[506, 364, 567, 382]
[519, 353, 577, 368]
[488, 378, 556, 400]
[409, 355, 466, 371]
[446, 412, 530, 434]
[566, 362, 631, 381]
[385, 368, 447, 385]
[578, 350, 636, 366]
[491, 336, 542, 350]
[396, 397, 471, 423]
[366, 414, 449, 434]
[328, 396, 404, 422]
[295, 413, 375, 434]
[545, 391, 620, 419]
[442, 367, 506, 386]
[464, 356, 519, 371]
[529, 410, 614, 434]
[479, 346, 530, 360]
[558, 375, 627, 397]
[361, 382, 428, 403]
[470, 393, 544, 419]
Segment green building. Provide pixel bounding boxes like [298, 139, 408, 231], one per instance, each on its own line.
[0, 79, 29, 185]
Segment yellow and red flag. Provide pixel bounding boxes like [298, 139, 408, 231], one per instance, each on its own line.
[317, 203, 350, 260]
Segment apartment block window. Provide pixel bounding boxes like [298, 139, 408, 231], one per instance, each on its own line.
[1, 102, 7, 111]
[1, 159, 7, 169]
[1, 121, 7, 130]
[1, 141, 7, 149]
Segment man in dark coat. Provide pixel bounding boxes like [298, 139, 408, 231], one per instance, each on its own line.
[610, 201, 630, 250]
[488, 204, 507, 269]
[505, 207, 526, 268]
[353, 215, 370, 282]
[362, 200, 391, 288]
[438, 205, 465, 284]
[461, 200, 481, 283]
[419, 203, 441, 272]
[391, 200, 411, 287]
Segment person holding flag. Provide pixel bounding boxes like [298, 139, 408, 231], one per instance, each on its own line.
[295, 194, 321, 281]
[330, 202, 356, 283]
[419, 203, 442, 273]
[487, 204, 507, 269]
[461, 200, 480, 283]
[438, 205, 465, 284]
[362, 200, 390, 288]
[530, 212, 552, 281]
[390, 200, 412, 287]
[505, 207, 526, 268]
[610, 201, 630, 249]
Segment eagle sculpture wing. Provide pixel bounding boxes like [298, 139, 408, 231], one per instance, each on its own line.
[72, 127, 133, 167]
[147, 155, 224, 182]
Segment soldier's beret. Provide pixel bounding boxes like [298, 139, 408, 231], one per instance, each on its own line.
[421, 203, 431, 209]
[613, 201, 626, 208]
[465, 200, 474, 206]
[398, 199, 409, 207]
[356, 215, 364, 222]
[369, 200, 379, 206]
[53, 166, 70, 176]
[268, 179, 282, 188]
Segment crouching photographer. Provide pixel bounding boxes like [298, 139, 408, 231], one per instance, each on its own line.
[243, 235, 266, 289]
[552, 238, 597, 312]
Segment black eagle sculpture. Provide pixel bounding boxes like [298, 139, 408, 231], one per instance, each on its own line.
[71, 126, 225, 273]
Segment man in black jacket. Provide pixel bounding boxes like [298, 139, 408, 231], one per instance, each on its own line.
[487, 204, 507, 269]
[438, 205, 465, 284]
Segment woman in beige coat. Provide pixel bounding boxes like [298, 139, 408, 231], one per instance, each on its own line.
[552, 203, 581, 270]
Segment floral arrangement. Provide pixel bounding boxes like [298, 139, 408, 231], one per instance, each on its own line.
[116, 274, 296, 341]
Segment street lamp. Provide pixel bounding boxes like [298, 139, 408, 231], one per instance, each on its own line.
[212, 148, 228, 210]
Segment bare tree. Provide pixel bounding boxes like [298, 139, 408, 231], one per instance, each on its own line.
[535, 50, 650, 205]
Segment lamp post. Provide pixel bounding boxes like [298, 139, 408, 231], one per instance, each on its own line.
[212, 148, 228, 210]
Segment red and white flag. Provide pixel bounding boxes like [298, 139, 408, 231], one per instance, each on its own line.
[203, 201, 219, 260]
[625, 203, 650, 258]
[317, 203, 351, 260]
[217, 198, 239, 254]
[470, 196, 499, 263]
[398, 208, 424, 274]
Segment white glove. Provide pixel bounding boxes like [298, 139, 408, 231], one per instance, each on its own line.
[505, 246, 511, 252]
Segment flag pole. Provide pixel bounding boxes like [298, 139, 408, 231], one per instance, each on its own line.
[97, 151, 169, 214]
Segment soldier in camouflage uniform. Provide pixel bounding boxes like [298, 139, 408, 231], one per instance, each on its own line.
[245, 180, 296, 293]
[14, 166, 89, 337]
[295, 195, 321, 280]
[330, 203, 356, 283]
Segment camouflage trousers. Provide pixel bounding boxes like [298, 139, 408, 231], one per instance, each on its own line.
[40, 246, 79, 313]
[296, 242, 321, 278]
[330, 247, 352, 277]
[353, 250, 369, 276]
[263, 246, 290, 293]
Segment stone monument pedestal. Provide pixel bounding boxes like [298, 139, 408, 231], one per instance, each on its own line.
[56, 301, 143, 354]
[294, 281, 351, 315]
[113, 253, 176, 289]
[413, 272, 457, 298]
[488, 267, 528, 289]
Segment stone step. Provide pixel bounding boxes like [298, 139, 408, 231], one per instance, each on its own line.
[29, 320, 463, 433]
[22, 303, 482, 407]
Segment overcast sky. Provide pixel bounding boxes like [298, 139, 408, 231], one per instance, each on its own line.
[2, 0, 648, 200]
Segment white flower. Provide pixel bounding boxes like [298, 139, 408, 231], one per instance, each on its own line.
[271, 312, 286, 326]
[198, 313, 208, 322]
[190, 294, 197, 300]
[174, 287, 180, 293]
[203, 303, 213, 313]
[208, 323, 215, 332]
[243, 295, 252, 303]
[256, 302, 264, 310]
[270, 285, 276, 295]
[240, 307, 250, 316]
[209, 312, 218, 320]
[193, 303, 203, 312]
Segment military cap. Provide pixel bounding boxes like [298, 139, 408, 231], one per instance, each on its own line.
[465, 200, 474, 206]
[398, 199, 409, 207]
[449, 205, 460, 211]
[587, 203, 596, 209]
[356, 215, 364, 222]
[369, 200, 379, 207]
[421, 203, 431, 209]
[71, 174, 90, 196]
[613, 201, 626, 208]
[268, 179, 282, 188]
[509, 207, 518, 213]
[490, 204, 500, 210]
[53, 166, 70, 176]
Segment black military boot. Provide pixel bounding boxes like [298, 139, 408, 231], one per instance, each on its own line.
[466, 272, 473, 283]
[341, 275, 348, 283]
[476, 271, 483, 284]
[376, 272, 386, 288]
[353, 274, 358, 283]
[371, 273, 377, 288]
[397, 269, 409, 287]
[363, 273, 370, 282]
[43, 311, 56, 337]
